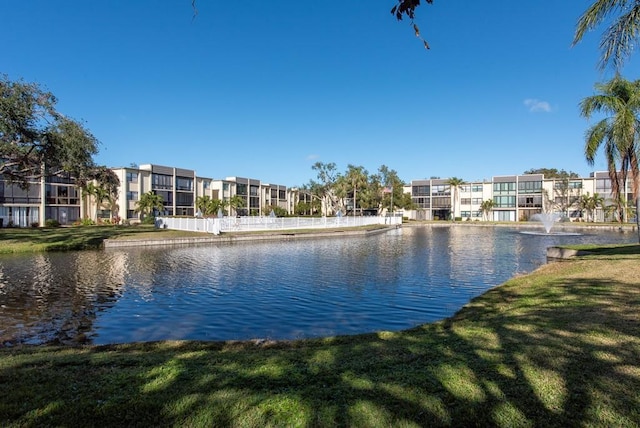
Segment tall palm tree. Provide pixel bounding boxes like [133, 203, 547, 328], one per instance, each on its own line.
[580, 75, 640, 240]
[573, 0, 640, 71]
[480, 199, 494, 222]
[446, 177, 465, 221]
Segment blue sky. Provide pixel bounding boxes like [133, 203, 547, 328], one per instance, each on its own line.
[4, 1, 639, 186]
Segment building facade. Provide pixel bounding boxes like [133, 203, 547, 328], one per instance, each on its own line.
[109, 165, 289, 222]
[409, 173, 634, 222]
[0, 173, 81, 227]
[1, 165, 635, 227]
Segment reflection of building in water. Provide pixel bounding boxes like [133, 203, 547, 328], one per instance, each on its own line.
[73, 251, 129, 295]
[0, 252, 130, 346]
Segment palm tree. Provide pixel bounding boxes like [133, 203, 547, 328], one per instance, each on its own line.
[573, 0, 640, 71]
[228, 195, 246, 216]
[579, 192, 605, 222]
[480, 199, 494, 222]
[196, 195, 222, 216]
[446, 177, 465, 221]
[134, 191, 164, 220]
[580, 76, 640, 239]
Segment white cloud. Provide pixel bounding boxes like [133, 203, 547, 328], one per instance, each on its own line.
[524, 98, 552, 113]
[306, 154, 319, 160]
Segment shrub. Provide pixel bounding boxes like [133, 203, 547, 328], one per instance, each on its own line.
[30, 222, 39, 228]
[45, 219, 60, 228]
[142, 216, 156, 225]
[80, 218, 95, 226]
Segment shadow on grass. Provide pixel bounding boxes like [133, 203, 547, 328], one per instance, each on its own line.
[1, 261, 639, 427]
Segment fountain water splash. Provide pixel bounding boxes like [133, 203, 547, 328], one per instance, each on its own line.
[531, 212, 561, 234]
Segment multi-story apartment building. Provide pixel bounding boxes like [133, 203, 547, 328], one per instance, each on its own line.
[109, 165, 289, 221]
[0, 173, 81, 227]
[1, 164, 635, 227]
[409, 172, 635, 222]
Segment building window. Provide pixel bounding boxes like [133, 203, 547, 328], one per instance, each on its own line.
[127, 191, 138, 201]
[279, 190, 286, 200]
[518, 195, 542, 207]
[494, 195, 516, 208]
[432, 196, 450, 208]
[152, 174, 173, 190]
[250, 185, 259, 197]
[203, 180, 210, 189]
[176, 192, 193, 206]
[596, 178, 611, 194]
[471, 185, 483, 193]
[176, 177, 193, 191]
[126, 172, 138, 183]
[412, 185, 430, 196]
[569, 181, 582, 189]
[493, 182, 516, 194]
[412, 197, 429, 208]
[432, 185, 450, 196]
[518, 181, 542, 193]
[236, 183, 247, 195]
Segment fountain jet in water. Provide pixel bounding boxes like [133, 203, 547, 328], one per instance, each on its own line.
[531, 212, 561, 233]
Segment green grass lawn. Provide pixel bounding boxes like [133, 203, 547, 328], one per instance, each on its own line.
[0, 225, 210, 253]
[1, 248, 638, 427]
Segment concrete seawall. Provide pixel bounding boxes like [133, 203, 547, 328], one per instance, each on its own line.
[104, 226, 398, 248]
[546, 246, 592, 261]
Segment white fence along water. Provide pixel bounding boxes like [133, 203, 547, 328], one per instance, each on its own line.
[156, 215, 401, 235]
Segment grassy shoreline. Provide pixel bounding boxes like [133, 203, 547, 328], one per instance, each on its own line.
[1, 246, 639, 426]
[1, 224, 638, 426]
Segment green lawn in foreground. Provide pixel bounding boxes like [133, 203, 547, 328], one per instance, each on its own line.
[0, 225, 209, 253]
[1, 250, 638, 427]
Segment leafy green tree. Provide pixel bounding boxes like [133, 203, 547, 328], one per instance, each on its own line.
[378, 165, 407, 213]
[309, 161, 339, 215]
[336, 165, 368, 216]
[135, 191, 164, 220]
[523, 168, 579, 179]
[0, 75, 100, 187]
[573, 0, 640, 71]
[580, 76, 640, 238]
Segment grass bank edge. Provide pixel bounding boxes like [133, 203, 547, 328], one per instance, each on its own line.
[1, 255, 638, 427]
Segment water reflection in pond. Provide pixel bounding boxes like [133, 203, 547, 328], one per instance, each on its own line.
[0, 226, 635, 345]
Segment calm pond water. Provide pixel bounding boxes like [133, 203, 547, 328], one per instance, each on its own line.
[0, 225, 636, 346]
